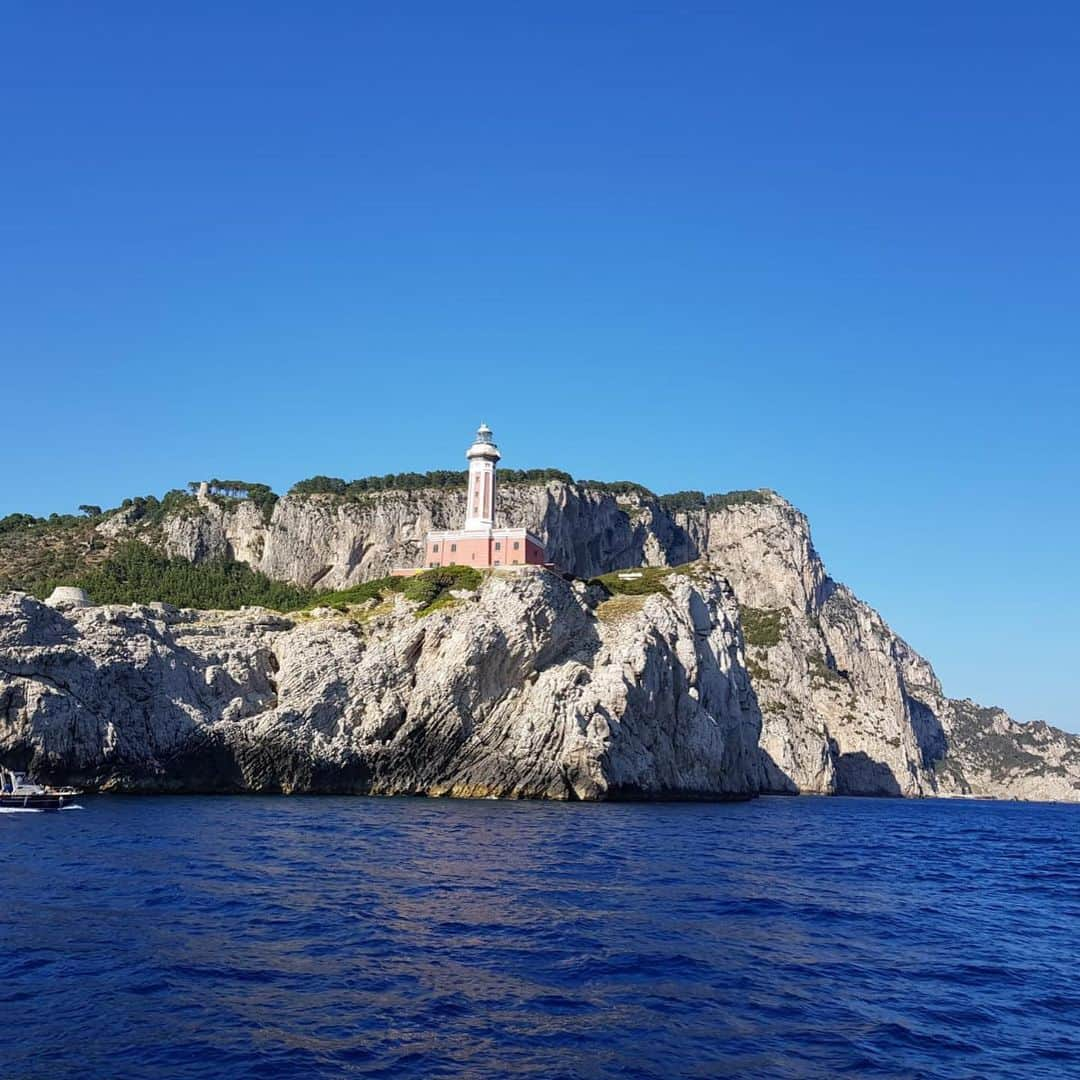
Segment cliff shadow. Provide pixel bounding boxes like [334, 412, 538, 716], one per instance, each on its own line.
[906, 692, 949, 773]
[829, 740, 903, 796]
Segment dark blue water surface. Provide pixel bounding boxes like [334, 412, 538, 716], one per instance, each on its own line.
[3, 796, 1079, 1079]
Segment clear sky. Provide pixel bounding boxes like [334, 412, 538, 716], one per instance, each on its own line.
[2, 4, 1077, 730]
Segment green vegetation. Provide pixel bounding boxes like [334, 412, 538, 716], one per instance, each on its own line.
[110, 489, 198, 527]
[580, 479, 656, 499]
[947, 701, 1046, 780]
[1, 512, 42, 534]
[808, 650, 847, 687]
[71, 542, 313, 610]
[50, 544, 484, 615]
[401, 565, 483, 614]
[189, 480, 278, 523]
[304, 565, 482, 616]
[290, 468, 573, 498]
[1, 511, 84, 534]
[740, 607, 786, 649]
[593, 592, 649, 622]
[590, 564, 698, 598]
[745, 656, 772, 683]
[502, 468, 574, 486]
[285, 475, 768, 510]
[658, 490, 706, 513]
[704, 490, 771, 511]
[648, 488, 774, 514]
[0, 514, 109, 597]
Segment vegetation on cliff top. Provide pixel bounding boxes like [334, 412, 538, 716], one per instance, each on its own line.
[190, 480, 278, 523]
[1, 473, 775, 597]
[659, 489, 772, 513]
[289, 468, 574, 497]
[286, 471, 768, 511]
[0, 514, 113, 597]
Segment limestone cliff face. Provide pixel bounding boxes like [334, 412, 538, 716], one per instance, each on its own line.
[133, 484, 1080, 801]
[158, 484, 659, 588]
[0, 569, 764, 799]
[676, 496, 1080, 801]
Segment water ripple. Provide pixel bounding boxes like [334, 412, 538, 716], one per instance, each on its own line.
[2, 795, 1079, 1078]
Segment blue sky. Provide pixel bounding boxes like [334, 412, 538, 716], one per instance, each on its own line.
[2, 4, 1077, 729]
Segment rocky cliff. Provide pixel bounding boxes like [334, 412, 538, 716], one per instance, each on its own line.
[108, 483, 1080, 800]
[3, 483, 1075, 801]
[153, 483, 671, 588]
[0, 568, 764, 799]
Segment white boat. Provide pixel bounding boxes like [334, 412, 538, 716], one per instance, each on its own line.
[0, 768, 82, 811]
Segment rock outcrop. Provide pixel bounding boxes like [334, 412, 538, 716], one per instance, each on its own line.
[0, 568, 764, 799]
[107, 483, 1080, 801]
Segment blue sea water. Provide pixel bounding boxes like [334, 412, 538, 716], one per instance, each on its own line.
[2, 796, 1078, 1079]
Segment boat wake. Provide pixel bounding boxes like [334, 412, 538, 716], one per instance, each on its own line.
[0, 807, 45, 814]
[60, 804, 85, 811]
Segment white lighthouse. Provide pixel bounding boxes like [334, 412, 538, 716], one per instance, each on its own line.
[418, 423, 548, 571]
[464, 422, 500, 529]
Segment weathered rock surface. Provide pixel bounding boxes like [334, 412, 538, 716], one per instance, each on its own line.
[4, 483, 1072, 800]
[129, 483, 1080, 801]
[0, 568, 764, 799]
[158, 484, 661, 588]
[678, 496, 1080, 801]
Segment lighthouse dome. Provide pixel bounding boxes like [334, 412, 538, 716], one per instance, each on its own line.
[466, 422, 501, 460]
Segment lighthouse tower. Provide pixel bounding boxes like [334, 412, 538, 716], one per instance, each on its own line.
[465, 423, 500, 529]
[419, 423, 548, 571]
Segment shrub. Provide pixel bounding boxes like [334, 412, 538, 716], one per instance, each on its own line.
[401, 564, 481, 609]
[290, 468, 574, 497]
[659, 490, 706, 513]
[705, 490, 770, 512]
[500, 468, 574, 485]
[0, 513, 41, 534]
[590, 564, 692, 598]
[290, 475, 349, 496]
[304, 564, 482, 615]
[73, 542, 313, 610]
[740, 607, 786, 649]
[580, 480, 656, 499]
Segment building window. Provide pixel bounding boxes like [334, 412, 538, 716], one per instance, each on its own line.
[429, 562, 436, 568]
[495, 541, 501, 551]
[494, 560, 501, 566]
[450, 543, 457, 552]
[432, 544, 439, 553]
[513, 541, 520, 550]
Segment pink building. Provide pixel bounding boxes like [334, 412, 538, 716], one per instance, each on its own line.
[423, 424, 547, 570]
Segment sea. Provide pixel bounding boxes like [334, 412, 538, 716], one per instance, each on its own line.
[2, 795, 1078, 1079]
